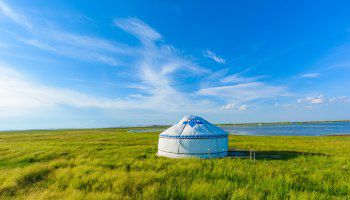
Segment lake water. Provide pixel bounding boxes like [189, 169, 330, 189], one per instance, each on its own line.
[128, 122, 350, 136]
[219, 122, 350, 136]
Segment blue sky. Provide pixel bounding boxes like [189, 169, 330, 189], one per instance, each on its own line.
[1, 0, 350, 129]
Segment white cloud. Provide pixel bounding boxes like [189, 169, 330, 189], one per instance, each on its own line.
[310, 98, 324, 104]
[0, 65, 126, 112]
[221, 103, 235, 110]
[0, 1, 32, 29]
[0, 15, 216, 116]
[0, 2, 215, 115]
[239, 104, 248, 110]
[0, 2, 206, 110]
[300, 73, 320, 78]
[221, 103, 247, 110]
[203, 49, 226, 64]
[198, 82, 288, 100]
[114, 17, 162, 42]
[0, 2, 301, 119]
[0, 1, 135, 66]
[0, 65, 198, 115]
[201, 82, 288, 111]
[49, 31, 133, 55]
[297, 95, 349, 106]
[20, 34, 123, 66]
[221, 74, 265, 84]
[297, 95, 325, 104]
[112, 18, 211, 112]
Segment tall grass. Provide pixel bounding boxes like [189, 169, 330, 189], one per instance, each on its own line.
[0, 128, 349, 199]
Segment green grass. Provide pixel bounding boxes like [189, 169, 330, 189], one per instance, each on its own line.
[0, 128, 349, 199]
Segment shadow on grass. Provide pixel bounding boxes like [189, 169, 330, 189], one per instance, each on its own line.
[255, 151, 326, 160]
[228, 150, 326, 160]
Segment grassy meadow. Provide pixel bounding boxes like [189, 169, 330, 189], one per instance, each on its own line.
[0, 128, 349, 199]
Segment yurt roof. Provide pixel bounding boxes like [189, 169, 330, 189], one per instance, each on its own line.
[159, 115, 227, 138]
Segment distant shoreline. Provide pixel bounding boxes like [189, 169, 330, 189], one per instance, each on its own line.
[217, 120, 350, 126]
[1, 120, 349, 132]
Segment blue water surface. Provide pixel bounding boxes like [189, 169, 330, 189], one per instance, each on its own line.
[219, 122, 350, 136]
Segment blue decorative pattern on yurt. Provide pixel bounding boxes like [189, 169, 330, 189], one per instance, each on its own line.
[183, 119, 204, 127]
[159, 134, 227, 139]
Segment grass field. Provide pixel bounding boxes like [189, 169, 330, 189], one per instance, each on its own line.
[0, 128, 349, 199]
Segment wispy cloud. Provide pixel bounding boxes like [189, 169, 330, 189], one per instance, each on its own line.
[112, 18, 211, 111]
[23, 38, 120, 66]
[0, 65, 119, 112]
[203, 49, 226, 64]
[0, 1, 32, 29]
[0, 64, 217, 116]
[49, 31, 133, 55]
[62, 77, 120, 87]
[0, 1, 133, 66]
[221, 74, 265, 84]
[114, 17, 162, 43]
[199, 82, 289, 111]
[0, 15, 216, 115]
[300, 73, 320, 78]
[198, 82, 288, 99]
[0, 64, 171, 114]
[0, 1, 306, 118]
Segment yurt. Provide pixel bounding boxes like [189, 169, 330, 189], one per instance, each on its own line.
[157, 115, 228, 158]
